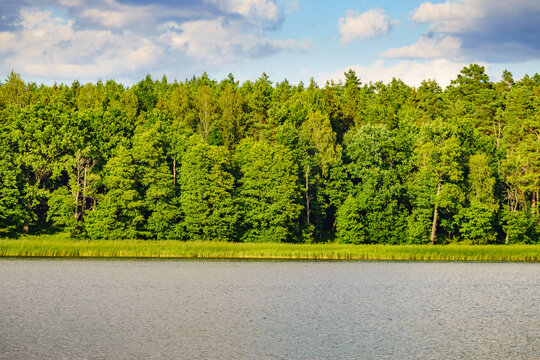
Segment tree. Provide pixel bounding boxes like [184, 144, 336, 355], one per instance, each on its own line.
[459, 154, 499, 243]
[298, 110, 341, 237]
[1, 71, 32, 110]
[195, 85, 219, 142]
[4, 104, 73, 232]
[166, 83, 197, 130]
[499, 80, 540, 242]
[414, 79, 443, 122]
[1, 68, 538, 244]
[340, 69, 363, 131]
[133, 74, 158, 114]
[336, 124, 407, 244]
[85, 146, 144, 239]
[335, 195, 364, 244]
[246, 73, 273, 138]
[47, 151, 99, 236]
[180, 138, 237, 241]
[218, 83, 246, 149]
[0, 145, 26, 235]
[131, 124, 179, 239]
[235, 138, 302, 242]
[413, 120, 465, 244]
[445, 64, 499, 142]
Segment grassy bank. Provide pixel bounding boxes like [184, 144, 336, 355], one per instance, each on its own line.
[1, 235, 539, 261]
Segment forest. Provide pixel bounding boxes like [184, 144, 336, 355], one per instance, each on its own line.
[0, 65, 538, 244]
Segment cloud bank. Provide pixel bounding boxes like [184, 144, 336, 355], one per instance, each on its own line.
[0, 0, 305, 81]
[384, 0, 540, 62]
[0, 9, 160, 79]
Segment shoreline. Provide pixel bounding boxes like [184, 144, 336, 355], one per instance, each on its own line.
[1, 237, 538, 262]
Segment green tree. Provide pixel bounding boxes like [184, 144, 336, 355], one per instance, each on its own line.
[131, 124, 179, 239]
[0, 145, 26, 235]
[85, 146, 144, 239]
[459, 154, 499, 243]
[414, 79, 443, 122]
[47, 152, 99, 236]
[133, 74, 158, 114]
[180, 138, 237, 241]
[336, 124, 407, 244]
[298, 110, 342, 237]
[0, 71, 33, 111]
[195, 85, 219, 142]
[412, 120, 465, 244]
[499, 80, 540, 242]
[335, 195, 364, 244]
[235, 138, 302, 242]
[218, 83, 246, 149]
[4, 104, 73, 232]
[246, 73, 273, 138]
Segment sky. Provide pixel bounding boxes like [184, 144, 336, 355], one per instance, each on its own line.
[1, 0, 539, 87]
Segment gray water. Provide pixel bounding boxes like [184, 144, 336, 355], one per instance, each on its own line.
[0, 259, 538, 360]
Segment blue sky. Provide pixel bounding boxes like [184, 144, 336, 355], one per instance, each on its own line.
[1, 0, 539, 87]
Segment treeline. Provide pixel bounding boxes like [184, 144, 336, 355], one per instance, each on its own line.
[0, 65, 538, 244]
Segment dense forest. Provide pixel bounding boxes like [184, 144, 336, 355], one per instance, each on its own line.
[0, 65, 538, 244]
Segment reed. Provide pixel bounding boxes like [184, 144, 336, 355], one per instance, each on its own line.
[1, 235, 538, 261]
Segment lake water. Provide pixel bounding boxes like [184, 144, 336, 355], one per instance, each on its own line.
[0, 259, 538, 359]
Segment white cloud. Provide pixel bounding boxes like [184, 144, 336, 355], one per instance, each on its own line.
[159, 17, 307, 65]
[338, 8, 396, 43]
[412, 0, 482, 32]
[58, 0, 84, 7]
[404, 0, 540, 62]
[0, 2, 307, 81]
[205, 0, 282, 27]
[76, 0, 161, 30]
[0, 9, 161, 79]
[316, 59, 475, 88]
[79, 8, 149, 29]
[382, 35, 461, 59]
[411, 0, 536, 33]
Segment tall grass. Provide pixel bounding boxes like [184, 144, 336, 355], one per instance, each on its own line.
[1, 235, 538, 261]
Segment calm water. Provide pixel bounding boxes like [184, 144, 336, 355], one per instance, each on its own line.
[0, 259, 538, 359]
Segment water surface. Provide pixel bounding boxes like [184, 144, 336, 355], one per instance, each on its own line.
[0, 259, 538, 359]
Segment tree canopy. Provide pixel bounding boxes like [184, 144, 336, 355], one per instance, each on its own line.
[1, 65, 538, 243]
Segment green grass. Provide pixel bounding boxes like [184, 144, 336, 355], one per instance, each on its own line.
[1, 234, 538, 261]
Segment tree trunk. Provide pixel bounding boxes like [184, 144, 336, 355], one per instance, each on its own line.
[532, 191, 538, 218]
[74, 154, 81, 221]
[81, 166, 87, 221]
[430, 182, 441, 245]
[305, 165, 310, 225]
[173, 158, 177, 197]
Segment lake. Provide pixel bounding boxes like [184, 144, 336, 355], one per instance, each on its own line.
[0, 259, 538, 359]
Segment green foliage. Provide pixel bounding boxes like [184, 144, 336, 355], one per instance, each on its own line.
[412, 119, 466, 243]
[300, 110, 341, 176]
[235, 138, 302, 242]
[0, 147, 26, 235]
[335, 196, 365, 244]
[180, 137, 237, 241]
[459, 154, 499, 243]
[338, 124, 408, 244]
[131, 125, 179, 239]
[1, 67, 539, 244]
[502, 210, 539, 244]
[85, 146, 144, 239]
